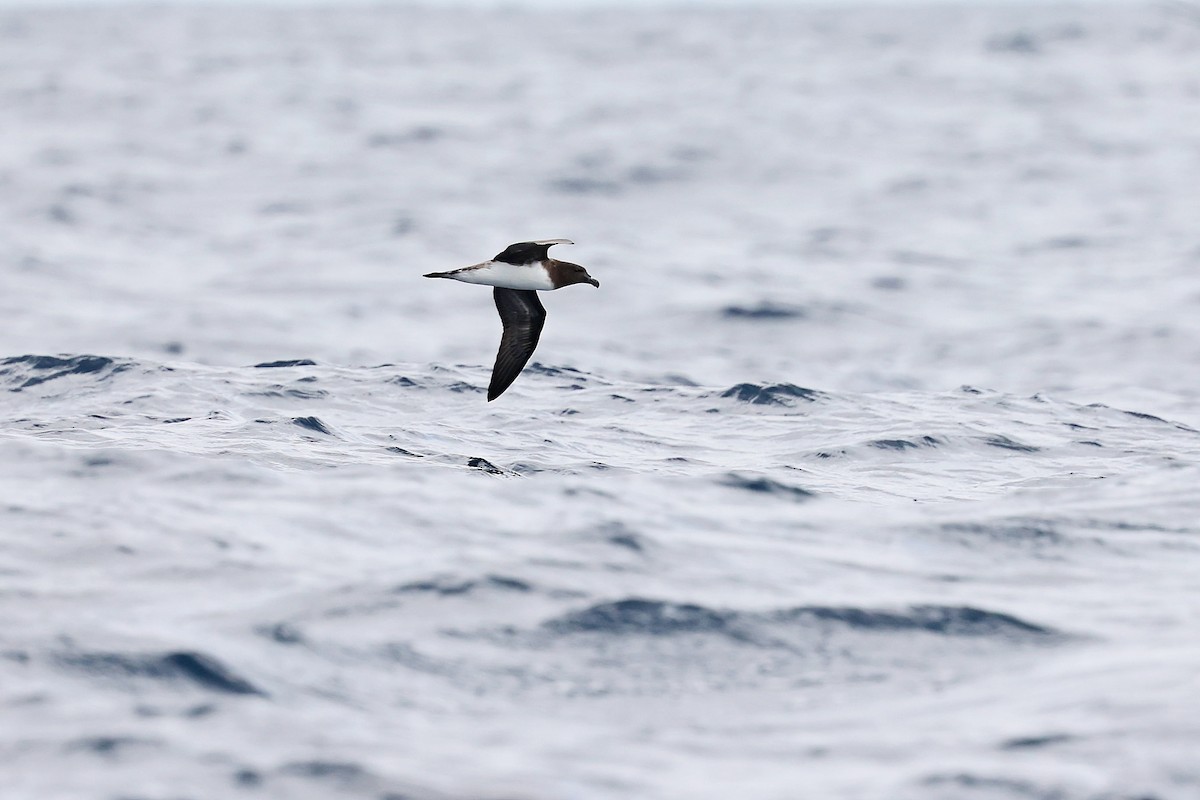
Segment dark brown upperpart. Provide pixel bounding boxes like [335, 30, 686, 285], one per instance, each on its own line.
[547, 259, 600, 289]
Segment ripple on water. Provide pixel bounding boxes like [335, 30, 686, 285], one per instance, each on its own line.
[720, 383, 822, 406]
[540, 599, 1059, 641]
[0, 354, 131, 391]
[252, 359, 317, 369]
[55, 650, 265, 696]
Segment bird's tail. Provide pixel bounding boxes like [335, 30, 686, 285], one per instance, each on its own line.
[423, 271, 450, 279]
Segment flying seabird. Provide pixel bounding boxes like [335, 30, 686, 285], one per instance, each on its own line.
[424, 239, 600, 401]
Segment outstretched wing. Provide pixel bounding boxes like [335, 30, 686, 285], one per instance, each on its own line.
[488, 288, 546, 401]
[493, 239, 573, 265]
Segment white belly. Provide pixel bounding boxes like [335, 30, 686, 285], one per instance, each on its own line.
[449, 261, 554, 291]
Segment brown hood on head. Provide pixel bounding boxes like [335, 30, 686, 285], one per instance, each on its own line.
[547, 259, 600, 289]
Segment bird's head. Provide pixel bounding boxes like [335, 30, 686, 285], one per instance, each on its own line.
[550, 260, 600, 288]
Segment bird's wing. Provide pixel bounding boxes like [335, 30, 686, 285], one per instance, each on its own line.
[493, 239, 573, 264]
[488, 288, 546, 401]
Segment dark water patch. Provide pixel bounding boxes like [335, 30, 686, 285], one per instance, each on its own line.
[628, 164, 685, 184]
[960, 385, 984, 395]
[467, 456, 504, 474]
[395, 575, 531, 596]
[659, 374, 699, 387]
[889, 250, 965, 267]
[984, 435, 1040, 453]
[395, 578, 470, 596]
[987, 31, 1041, 54]
[720, 473, 815, 501]
[389, 376, 420, 388]
[1, 354, 129, 390]
[546, 599, 734, 636]
[258, 623, 304, 645]
[1015, 235, 1104, 256]
[234, 768, 263, 788]
[1043, 235, 1090, 249]
[591, 521, 646, 552]
[367, 126, 443, 147]
[185, 703, 216, 718]
[254, 359, 316, 368]
[721, 383, 821, 406]
[874, 436, 940, 449]
[509, 462, 549, 475]
[66, 735, 157, 756]
[549, 176, 622, 195]
[379, 642, 452, 676]
[486, 575, 532, 592]
[57, 650, 264, 695]
[1087, 403, 1197, 433]
[1001, 733, 1075, 750]
[448, 381, 483, 394]
[526, 362, 589, 378]
[280, 760, 369, 786]
[162, 417, 191, 424]
[160, 652, 263, 695]
[248, 387, 329, 400]
[259, 201, 307, 215]
[772, 605, 1056, 638]
[871, 275, 907, 290]
[385, 446, 421, 457]
[722, 303, 806, 320]
[292, 416, 333, 435]
[541, 600, 1055, 642]
[918, 772, 1086, 799]
[1078, 518, 1195, 535]
[48, 203, 76, 224]
[1077, 440, 1102, 447]
[1124, 409, 1197, 432]
[941, 520, 1063, 545]
[609, 534, 644, 552]
[872, 439, 915, 450]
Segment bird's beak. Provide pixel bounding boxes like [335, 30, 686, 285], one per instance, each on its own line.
[587, 277, 600, 287]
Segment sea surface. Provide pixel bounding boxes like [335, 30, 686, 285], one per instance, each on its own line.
[2, 3, 1200, 799]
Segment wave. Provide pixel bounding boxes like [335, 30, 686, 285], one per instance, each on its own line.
[55, 649, 264, 696]
[1, 354, 133, 392]
[541, 598, 1059, 642]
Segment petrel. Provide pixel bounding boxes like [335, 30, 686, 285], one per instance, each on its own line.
[424, 239, 600, 401]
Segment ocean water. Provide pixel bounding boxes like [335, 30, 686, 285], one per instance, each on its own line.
[2, 3, 1200, 799]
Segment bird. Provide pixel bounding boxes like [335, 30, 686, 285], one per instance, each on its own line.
[424, 239, 600, 401]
